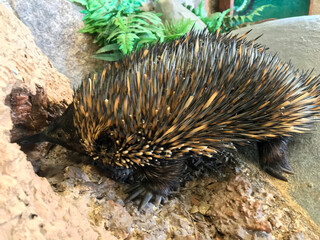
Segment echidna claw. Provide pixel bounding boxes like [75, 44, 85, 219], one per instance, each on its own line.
[125, 184, 164, 210]
[125, 187, 144, 202]
[125, 183, 140, 194]
[139, 192, 153, 210]
[261, 157, 294, 181]
[281, 166, 294, 175]
[154, 195, 162, 207]
[264, 166, 288, 181]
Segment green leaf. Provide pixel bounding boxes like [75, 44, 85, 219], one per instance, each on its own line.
[162, 18, 195, 41]
[226, 4, 273, 30]
[135, 12, 162, 24]
[70, 0, 165, 61]
[193, 0, 207, 18]
[117, 32, 139, 54]
[96, 43, 120, 53]
[69, 0, 87, 7]
[183, 0, 207, 18]
[246, 15, 253, 21]
[93, 52, 124, 61]
[137, 37, 159, 45]
[202, 8, 230, 33]
[114, 11, 127, 31]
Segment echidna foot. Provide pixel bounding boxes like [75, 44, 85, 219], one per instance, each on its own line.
[262, 163, 294, 181]
[125, 184, 163, 210]
[258, 136, 294, 181]
[125, 160, 183, 209]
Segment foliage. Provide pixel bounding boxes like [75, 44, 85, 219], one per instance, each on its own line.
[223, 5, 273, 32]
[183, 0, 207, 18]
[70, 0, 272, 61]
[70, 0, 164, 61]
[184, 0, 229, 32]
[234, 0, 255, 15]
[162, 18, 195, 42]
[201, 9, 231, 33]
[186, 0, 272, 33]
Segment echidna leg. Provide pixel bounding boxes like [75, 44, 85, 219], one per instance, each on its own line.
[257, 136, 294, 181]
[126, 159, 184, 210]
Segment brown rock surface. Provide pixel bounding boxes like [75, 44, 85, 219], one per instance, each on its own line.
[0, 4, 116, 239]
[1, 0, 105, 88]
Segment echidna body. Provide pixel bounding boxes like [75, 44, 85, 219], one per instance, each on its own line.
[18, 30, 320, 209]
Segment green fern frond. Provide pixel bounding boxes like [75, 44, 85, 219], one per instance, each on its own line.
[223, 4, 273, 31]
[92, 52, 124, 61]
[70, 0, 165, 61]
[117, 33, 139, 54]
[162, 18, 195, 42]
[108, 11, 163, 55]
[185, 0, 272, 33]
[201, 9, 231, 33]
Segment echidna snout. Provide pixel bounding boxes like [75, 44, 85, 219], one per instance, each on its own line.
[16, 105, 84, 154]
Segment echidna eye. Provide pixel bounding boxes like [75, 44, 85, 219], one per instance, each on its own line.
[94, 132, 116, 155]
[57, 130, 63, 138]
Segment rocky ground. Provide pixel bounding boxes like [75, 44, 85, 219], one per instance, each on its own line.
[1, 1, 320, 240]
[23, 143, 320, 239]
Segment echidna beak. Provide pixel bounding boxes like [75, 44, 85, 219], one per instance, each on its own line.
[15, 104, 84, 155]
[16, 132, 48, 146]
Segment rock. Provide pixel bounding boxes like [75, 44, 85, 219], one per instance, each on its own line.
[233, 16, 320, 74]
[208, 175, 273, 238]
[232, 15, 320, 226]
[1, 0, 73, 142]
[0, 0, 12, 11]
[2, 0, 105, 87]
[0, 4, 116, 239]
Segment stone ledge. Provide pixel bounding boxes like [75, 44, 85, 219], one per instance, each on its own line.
[0, 4, 116, 239]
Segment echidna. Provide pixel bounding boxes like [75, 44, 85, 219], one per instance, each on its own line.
[17, 30, 320, 209]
